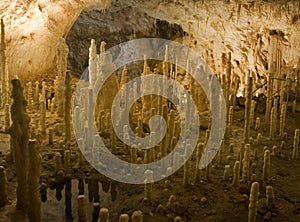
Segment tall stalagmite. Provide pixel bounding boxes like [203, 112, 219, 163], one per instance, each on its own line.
[8, 79, 30, 211]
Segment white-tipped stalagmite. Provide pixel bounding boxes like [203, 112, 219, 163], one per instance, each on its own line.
[266, 185, 275, 209]
[244, 76, 253, 143]
[132, 210, 143, 222]
[248, 182, 260, 222]
[292, 129, 300, 159]
[223, 165, 231, 180]
[99, 208, 109, 222]
[56, 37, 69, 117]
[89, 39, 97, 86]
[9, 79, 30, 212]
[263, 150, 271, 181]
[77, 195, 87, 222]
[0, 166, 7, 207]
[232, 161, 240, 187]
[27, 139, 41, 222]
[255, 117, 260, 131]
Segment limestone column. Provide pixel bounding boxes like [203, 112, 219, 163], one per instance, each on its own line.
[56, 37, 69, 117]
[8, 79, 30, 212]
[27, 139, 41, 222]
[77, 195, 87, 222]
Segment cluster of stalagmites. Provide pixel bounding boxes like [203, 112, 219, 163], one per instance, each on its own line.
[0, 19, 299, 221]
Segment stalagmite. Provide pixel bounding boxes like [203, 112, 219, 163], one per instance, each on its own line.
[65, 175, 72, 220]
[266, 185, 275, 209]
[232, 161, 240, 187]
[40, 98, 46, 135]
[27, 82, 33, 109]
[194, 143, 204, 184]
[269, 107, 275, 140]
[241, 144, 250, 183]
[279, 103, 287, 139]
[244, 76, 253, 143]
[119, 214, 129, 222]
[8, 79, 30, 212]
[92, 203, 100, 222]
[132, 210, 143, 222]
[223, 165, 230, 180]
[64, 150, 71, 175]
[27, 139, 41, 222]
[48, 128, 53, 145]
[263, 150, 271, 181]
[228, 106, 234, 135]
[144, 170, 153, 202]
[4, 103, 10, 132]
[250, 100, 256, 127]
[248, 182, 259, 222]
[0, 166, 7, 207]
[0, 19, 8, 105]
[99, 208, 109, 222]
[77, 195, 87, 222]
[64, 71, 71, 145]
[55, 152, 63, 172]
[56, 37, 69, 117]
[254, 117, 260, 131]
[292, 129, 300, 159]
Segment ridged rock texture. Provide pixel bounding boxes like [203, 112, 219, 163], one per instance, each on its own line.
[0, 0, 299, 84]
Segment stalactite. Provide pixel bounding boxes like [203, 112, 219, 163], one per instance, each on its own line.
[8, 79, 30, 212]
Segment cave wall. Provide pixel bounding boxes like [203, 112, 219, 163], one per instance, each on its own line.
[0, 0, 300, 83]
